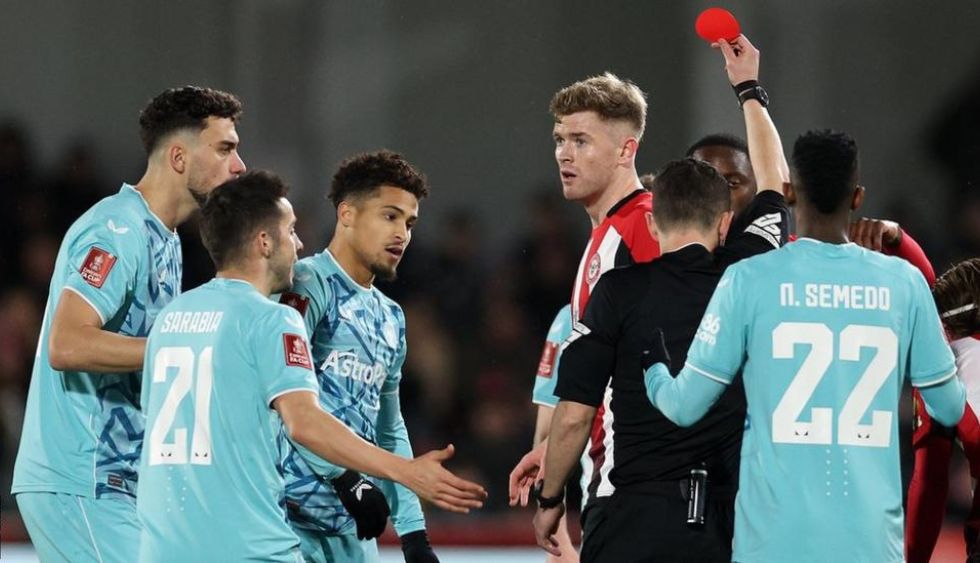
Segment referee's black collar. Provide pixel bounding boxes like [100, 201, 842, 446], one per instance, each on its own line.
[660, 242, 712, 262]
[605, 189, 647, 218]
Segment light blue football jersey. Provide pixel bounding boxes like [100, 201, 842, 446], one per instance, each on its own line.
[137, 278, 316, 562]
[278, 250, 424, 536]
[13, 184, 181, 499]
[532, 305, 573, 408]
[685, 239, 956, 563]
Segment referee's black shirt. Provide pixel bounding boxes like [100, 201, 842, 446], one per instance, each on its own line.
[555, 191, 789, 498]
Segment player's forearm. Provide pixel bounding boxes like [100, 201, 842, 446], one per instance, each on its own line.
[289, 439, 346, 480]
[48, 325, 145, 373]
[743, 101, 789, 194]
[644, 363, 727, 427]
[541, 401, 594, 498]
[919, 375, 966, 428]
[287, 405, 409, 483]
[534, 404, 556, 446]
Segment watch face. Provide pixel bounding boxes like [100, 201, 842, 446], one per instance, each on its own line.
[739, 86, 769, 107]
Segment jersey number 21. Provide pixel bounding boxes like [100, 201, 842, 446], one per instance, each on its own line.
[148, 347, 215, 465]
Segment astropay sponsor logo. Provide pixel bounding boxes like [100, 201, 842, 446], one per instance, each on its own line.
[283, 333, 313, 369]
[320, 350, 387, 386]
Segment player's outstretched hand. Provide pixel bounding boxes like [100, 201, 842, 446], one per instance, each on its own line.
[508, 440, 547, 507]
[331, 470, 390, 540]
[849, 217, 902, 251]
[406, 444, 487, 513]
[533, 502, 566, 557]
[713, 34, 760, 86]
[640, 328, 671, 373]
[401, 530, 440, 563]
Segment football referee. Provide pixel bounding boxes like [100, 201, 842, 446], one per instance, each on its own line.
[532, 34, 789, 562]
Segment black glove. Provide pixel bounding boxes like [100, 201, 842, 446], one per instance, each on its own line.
[640, 328, 671, 372]
[331, 470, 390, 540]
[401, 530, 439, 563]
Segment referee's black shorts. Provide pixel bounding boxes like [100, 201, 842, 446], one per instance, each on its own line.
[580, 484, 735, 563]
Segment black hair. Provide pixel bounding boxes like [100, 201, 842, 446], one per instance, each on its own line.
[329, 150, 429, 208]
[138, 86, 243, 155]
[685, 133, 749, 158]
[791, 130, 859, 214]
[651, 158, 731, 232]
[199, 170, 288, 270]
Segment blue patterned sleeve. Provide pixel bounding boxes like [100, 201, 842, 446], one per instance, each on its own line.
[61, 216, 144, 325]
[377, 314, 426, 536]
[532, 305, 573, 407]
[279, 260, 331, 338]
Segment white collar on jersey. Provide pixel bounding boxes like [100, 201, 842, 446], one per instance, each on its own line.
[323, 249, 374, 294]
[122, 183, 177, 235]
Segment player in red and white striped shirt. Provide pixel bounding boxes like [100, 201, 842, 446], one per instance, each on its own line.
[508, 72, 659, 562]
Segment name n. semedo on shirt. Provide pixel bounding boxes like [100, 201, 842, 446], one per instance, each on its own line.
[779, 283, 891, 311]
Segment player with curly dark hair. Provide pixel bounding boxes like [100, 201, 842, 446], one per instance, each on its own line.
[278, 150, 446, 562]
[328, 149, 429, 209]
[907, 257, 980, 563]
[12, 85, 245, 562]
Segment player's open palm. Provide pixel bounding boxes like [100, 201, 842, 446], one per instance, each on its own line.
[508, 440, 547, 507]
[407, 444, 487, 513]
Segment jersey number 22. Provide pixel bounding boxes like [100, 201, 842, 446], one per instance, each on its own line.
[772, 323, 897, 448]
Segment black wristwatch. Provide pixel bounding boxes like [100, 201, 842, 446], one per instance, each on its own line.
[533, 481, 565, 509]
[733, 80, 769, 109]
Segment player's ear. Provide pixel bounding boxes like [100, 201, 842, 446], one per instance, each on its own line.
[167, 141, 187, 174]
[619, 137, 639, 164]
[645, 211, 660, 242]
[718, 210, 734, 245]
[257, 230, 274, 259]
[337, 201, 356, 228]
[783, 182, 796, 206]
[851, 185, 865, 211]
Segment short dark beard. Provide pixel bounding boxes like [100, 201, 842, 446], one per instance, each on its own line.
[270, 275, 292, 295]
[369, 262, 397, 282]
[189, 186, 209, 206]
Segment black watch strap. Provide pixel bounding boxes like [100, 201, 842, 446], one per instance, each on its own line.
[732, 79, 769, 108]
[533, 481, 565, 509]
